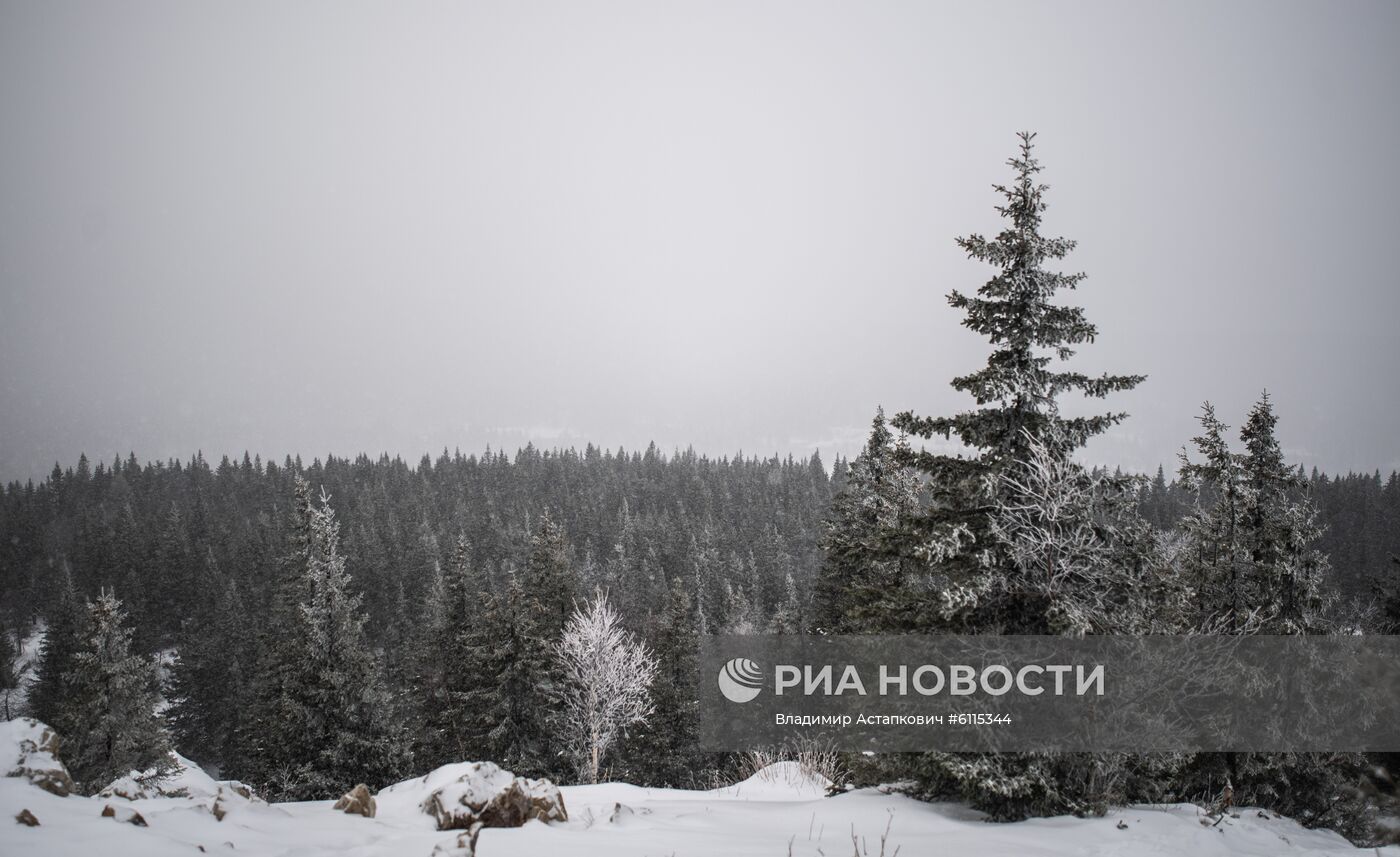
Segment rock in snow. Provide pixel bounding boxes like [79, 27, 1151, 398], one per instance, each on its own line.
[99, 804, 148, 827]
[608, 801, 637, 824]
[209, 782, 262, 821]
[332, 783, 376, 818]
[1, 718, 74, 797]
[417, 761, 567, 831]
[522, 777, 568, 824]
[429, 829, 479, 856]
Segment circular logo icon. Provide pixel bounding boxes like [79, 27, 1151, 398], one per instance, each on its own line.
[717, 657, 763, 703]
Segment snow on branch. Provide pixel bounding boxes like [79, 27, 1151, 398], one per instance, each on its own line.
[552, 590, 658, 784]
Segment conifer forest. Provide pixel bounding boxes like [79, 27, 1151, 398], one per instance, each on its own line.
[2, 4, 1398, 852]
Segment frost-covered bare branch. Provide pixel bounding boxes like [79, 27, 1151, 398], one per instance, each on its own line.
[552, 590, 658, 783]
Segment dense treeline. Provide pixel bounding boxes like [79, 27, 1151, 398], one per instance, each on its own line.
[0, 443, 833, 653]
[3, 446, 1396, 658]
[0, 443, 834, 793]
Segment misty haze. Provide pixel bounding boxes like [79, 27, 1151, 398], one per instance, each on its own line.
[2, 2, 1398, 481]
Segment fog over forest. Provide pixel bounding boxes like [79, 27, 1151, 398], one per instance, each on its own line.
[3, 1, 1399, 482]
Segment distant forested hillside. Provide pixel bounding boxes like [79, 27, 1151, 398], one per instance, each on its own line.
[2, 447, 1396, 652]
[0, 445, 834, 652]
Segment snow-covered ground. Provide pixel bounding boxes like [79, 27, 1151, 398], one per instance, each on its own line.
[4, 750, 1394, 857]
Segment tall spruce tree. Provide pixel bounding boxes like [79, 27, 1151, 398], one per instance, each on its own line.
[1238, 393, 1329, 633]
[623, 580, 702, 787]
[811, 408, 923, 634]
[234, 477, 316, 791]
[236, 478, 405, 798]
[524, 513, 577, 637]
[470, 569, 554, 777]
[168, 550, 246, 771]
[1179, 395, 1330, 634]
[875, 133, 1147, 821]
[1176, 395, 1367, 836]
[1177, 402, 1246, 629]
[514, 513, 581, 777]
[889, 132, 1145, 635]
[61, 591, 173, 793]
[414, 533, 488, 768]
[291, 484, 407, 796]
[151, 502, 195, 646]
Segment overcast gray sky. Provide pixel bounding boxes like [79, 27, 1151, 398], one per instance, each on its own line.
[2, 0, 1397, 483]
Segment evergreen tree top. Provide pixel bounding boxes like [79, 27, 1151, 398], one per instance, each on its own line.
[895, 132, 1144, 468]
[1240, 391, 1293, 486]
[1179, 401, 1236, 486]
[864, 407, 892, 454]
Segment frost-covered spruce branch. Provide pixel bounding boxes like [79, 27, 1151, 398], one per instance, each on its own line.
[552, 590, 658, 784]
[986, 427, 1165, 635]
[989, 427, 1107, 592]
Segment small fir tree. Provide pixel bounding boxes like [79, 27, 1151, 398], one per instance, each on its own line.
[27, 571, 85, 730]
[0, 615, 18, 720]
[62, 591, 173, 793]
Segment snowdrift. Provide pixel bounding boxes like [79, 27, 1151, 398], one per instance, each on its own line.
[2, 723, 1394, 857]
[711, 759, 833, 799]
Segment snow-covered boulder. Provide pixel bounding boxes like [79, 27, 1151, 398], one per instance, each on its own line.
[608, 801, 637, 824]
[522, 777, 567, 823]
[332, 783, 376, 817]
[217, 780, 260, 802]
[421, 761, 526, 830]
[209, 782, 264, 821]
[418, 761, 566, 831]
[99, 803, 148, 826]
[430, 830, 479, 856]
[98, 775, 153, 801]
[99, 751, 219, 800]
[89, 750, 263, 829]
[1, 717, 75, 797]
